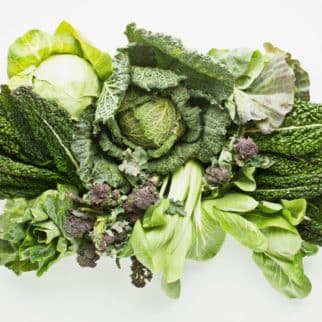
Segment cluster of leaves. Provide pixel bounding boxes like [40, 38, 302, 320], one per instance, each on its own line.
[0, 86, 80, 199]
[0, 185, 78, 276]
[1, 22, 322, 302]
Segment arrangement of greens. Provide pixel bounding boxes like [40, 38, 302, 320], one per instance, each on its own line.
[0, 21, 321, 300]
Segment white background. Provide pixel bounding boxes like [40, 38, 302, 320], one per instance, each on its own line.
[1, 1, 322, 321]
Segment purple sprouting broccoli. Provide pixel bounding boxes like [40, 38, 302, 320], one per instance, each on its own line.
[123, 181, 158, 221]
[76, 243, 100, 268]
[130, 256, 153, 288]
[63, 213, 94, 238]
[205, 166, 230, 186]
[234, 137, 258, 160]
[88, 183, 122, 208]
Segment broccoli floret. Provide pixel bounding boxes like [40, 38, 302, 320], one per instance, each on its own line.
[205, 166, 230, 185]
[63, 213, 94, 238]
[76, 243, 100, 268]
[123, 181, 158, 220]
[234, 137, 258, 160]
[130, 256, 153, 288]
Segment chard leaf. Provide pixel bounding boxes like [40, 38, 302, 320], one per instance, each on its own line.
[125, 23, 234, 101]
[234, 55, 295, 133]
[253, 252, 311, 298]
[281, 199, 306, 226]
[244, 213, 302, 258]
[232, 166, 256, 192]
[131, 66, 186, 91]
[203, 202, 268, 252]
[161, 276, 181, 299]
[210, 193, 258, 213]
[187, 197, 225, 260]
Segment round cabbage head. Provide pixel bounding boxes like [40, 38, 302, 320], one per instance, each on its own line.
[7, 21, 112, 117]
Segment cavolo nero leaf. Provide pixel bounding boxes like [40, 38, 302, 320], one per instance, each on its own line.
[125, 23, 234, 101]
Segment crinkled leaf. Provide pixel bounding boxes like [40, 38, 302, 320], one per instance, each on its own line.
[72, 106, 130, 192]
[197, 105, 231, 163]
[125, 23, 234, 101]
[95, 52, 130, 127]
[131, 66, 186, 91]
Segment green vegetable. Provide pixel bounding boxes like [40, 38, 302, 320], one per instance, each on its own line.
[125, 23, 234, 101]
[7, 21, 112, 117]
[0, 86, 79, 198]
[249, 99, 322, 200]
[0, 185, 78, 276]
[298, 198, 322, 246]
[209, 47, 295, 133]
[71, 106, 130, 193]
[95, 38, 232, 174]
[253, 252, 311, 298]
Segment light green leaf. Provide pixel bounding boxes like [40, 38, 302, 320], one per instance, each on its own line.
[55, 21, 112, 80]
[188, 197, 225, 260]
[233, 166, 256, 192]
[245, 213, 302, 258]
[204, 203, 267, 252]
[161, 276, 181, 299]
[253, 252, 311, 298]
[129, 221, 154, 270]
[281, 199, 306, 226]
[7, 29, 79, 77]
[257, 201, 283, 214]
[210, 193, 258, 213]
